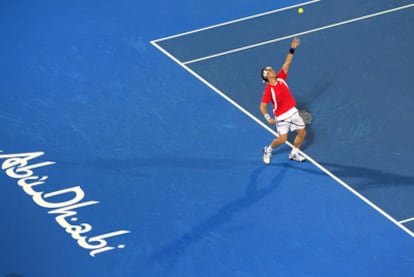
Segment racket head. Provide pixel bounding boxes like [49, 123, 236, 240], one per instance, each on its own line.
[298, 109, 312, 125]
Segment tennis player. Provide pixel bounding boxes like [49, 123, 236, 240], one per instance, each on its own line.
[260, 37, 307, 164]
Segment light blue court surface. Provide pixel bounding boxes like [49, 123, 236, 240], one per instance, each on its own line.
[1, 1, 414, 276]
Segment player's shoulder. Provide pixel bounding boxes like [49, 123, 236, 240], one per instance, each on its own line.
[277, 69, 288, 78]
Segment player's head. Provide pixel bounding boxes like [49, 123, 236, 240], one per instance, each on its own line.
[261, 66, 273, 82]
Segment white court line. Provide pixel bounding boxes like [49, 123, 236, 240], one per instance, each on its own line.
[183, 3, 414, 65]
[399, 217, 414, 224]
[152, 0, 320, 43]
[151, 4, 414, 238]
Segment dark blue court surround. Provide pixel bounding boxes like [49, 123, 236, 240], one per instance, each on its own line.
[1, 0, 414, 276]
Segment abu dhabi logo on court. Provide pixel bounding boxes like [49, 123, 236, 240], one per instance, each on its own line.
[0, 150, 130, 257]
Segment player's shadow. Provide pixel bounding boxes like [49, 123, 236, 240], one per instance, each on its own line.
[147, 162, 290, 270]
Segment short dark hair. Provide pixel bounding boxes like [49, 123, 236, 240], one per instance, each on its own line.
[260, 66, 271, 82]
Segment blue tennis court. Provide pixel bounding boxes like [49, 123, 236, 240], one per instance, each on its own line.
[1, 0, 414, 276]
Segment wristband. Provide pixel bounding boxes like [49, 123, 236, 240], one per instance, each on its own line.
[264, 114, 271, 120]
[289, 48, 295, 54]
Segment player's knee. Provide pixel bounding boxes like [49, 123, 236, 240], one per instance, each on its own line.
[278, 134, 288, 143]
[298, 128, 307, 138]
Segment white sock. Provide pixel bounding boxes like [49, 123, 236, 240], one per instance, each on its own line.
[266, 146, 273, 153]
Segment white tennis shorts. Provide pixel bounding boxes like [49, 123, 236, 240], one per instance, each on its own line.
[275, 109, 305, 135]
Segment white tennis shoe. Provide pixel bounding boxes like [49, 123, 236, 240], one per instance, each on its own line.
[289, 153, 306, 162]
[263, 147, 272, 165]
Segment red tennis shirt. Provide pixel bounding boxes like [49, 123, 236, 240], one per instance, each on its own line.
[261, 69, 296, 118]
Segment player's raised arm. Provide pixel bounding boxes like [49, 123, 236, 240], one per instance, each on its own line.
[282, 37, 300, 74]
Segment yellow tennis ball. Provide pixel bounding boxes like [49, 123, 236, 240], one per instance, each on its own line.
[298, 7, 304, 14]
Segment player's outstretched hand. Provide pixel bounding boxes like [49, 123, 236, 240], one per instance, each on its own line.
[291, 37, 300, 49]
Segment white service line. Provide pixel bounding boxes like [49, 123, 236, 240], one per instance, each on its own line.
[183, 2, 414, 65]
[399, 217, 414, 224]
[152, 0, 321, 43]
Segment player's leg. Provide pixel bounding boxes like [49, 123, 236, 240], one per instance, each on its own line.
[263, 134, 288, 164]
[293, 128, 306, 149]
[271, 133, 288, 148]
[289, 112, 307, 162]
[289, 128, 307, 162]
[263, 121, 289, 165]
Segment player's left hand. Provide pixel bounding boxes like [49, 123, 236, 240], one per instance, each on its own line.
[291, 37, 300, 49]
[267, 118, 276, 125]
